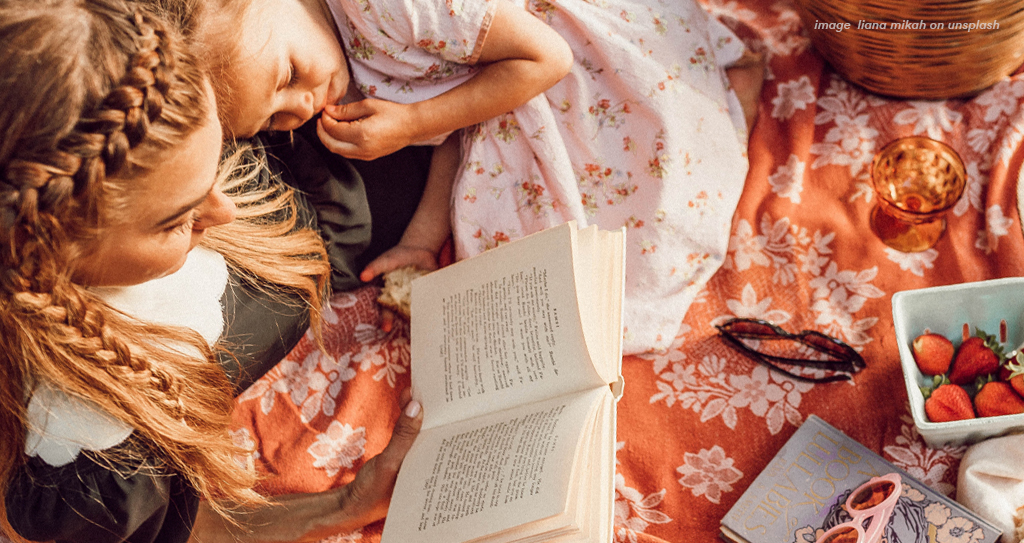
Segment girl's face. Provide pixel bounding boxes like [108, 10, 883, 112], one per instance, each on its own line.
[73, 100, 237, 287]
[222, 0, 349, 137]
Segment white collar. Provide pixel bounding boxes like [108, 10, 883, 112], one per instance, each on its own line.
[90, 246, 228, 345]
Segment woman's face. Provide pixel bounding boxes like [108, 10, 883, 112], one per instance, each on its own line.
[73, 100, 237, 287]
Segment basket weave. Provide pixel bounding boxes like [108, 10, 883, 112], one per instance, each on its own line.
[794, 0, 1024, 99]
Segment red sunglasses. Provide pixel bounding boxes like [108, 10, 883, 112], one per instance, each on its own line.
[715, 318, 866, 383]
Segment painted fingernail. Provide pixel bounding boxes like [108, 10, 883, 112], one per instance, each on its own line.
[405, 400, 421, 418]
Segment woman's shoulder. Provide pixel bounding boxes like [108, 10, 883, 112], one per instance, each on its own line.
[9, 420, 197, 543]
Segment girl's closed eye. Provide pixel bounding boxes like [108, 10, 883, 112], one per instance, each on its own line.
[287, 63, 298, 87]
[264, 64, 298, 131]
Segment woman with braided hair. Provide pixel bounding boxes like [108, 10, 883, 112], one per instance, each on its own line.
[0, 1, 422, 542]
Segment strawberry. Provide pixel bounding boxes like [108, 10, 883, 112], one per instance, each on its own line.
[924, 384, 975, 422]
[911, 333, 954, 375]
[948, 335, 1000, 385]
[973, 381, 1024, 418]
[1004, 353, 1024, 398]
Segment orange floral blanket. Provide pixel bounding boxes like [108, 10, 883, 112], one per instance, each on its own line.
[230, 1, 1024, 541]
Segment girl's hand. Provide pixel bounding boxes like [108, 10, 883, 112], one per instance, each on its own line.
[320, 1, 572, 161]
[363, 245, 439, 334]
[360, 244, 439, 283]
[317, 99, 419, 161]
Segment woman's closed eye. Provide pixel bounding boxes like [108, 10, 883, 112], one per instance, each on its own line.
[165, 209, 199, 234]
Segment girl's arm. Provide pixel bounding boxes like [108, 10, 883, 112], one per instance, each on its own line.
[316, 0, 572, 161]
[187, 393, 423, 543]
[359, 131, 459, 282]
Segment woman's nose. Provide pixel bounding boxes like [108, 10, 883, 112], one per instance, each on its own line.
[194, 188, 236, 230]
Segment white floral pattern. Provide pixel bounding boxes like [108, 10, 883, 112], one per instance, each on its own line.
[884, 248, 939, 277]
[237, 291, 410, 423]
[771, 76, 815, 120]
[676, 445, 743, 504]
[318, 530, 363, 543]
[229, 427, 259, 470]
[883, 409, 966, 497]
[768, 154, 806, 203]
[716, 282, 792, 325]
[614, 473, 672, 543]
[651, 358, 812, 435]
[953, 162, 988, 217]
[725, 213, 883, 347]
[979, 205, 1013, 255]
[893, 101, 964, 140]
[810, 77, 884, 177]
[974, 80, 1024, 123]
[307, 421, 367, 477]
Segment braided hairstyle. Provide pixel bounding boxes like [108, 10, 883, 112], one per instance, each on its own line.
[0, 0, 329, 535]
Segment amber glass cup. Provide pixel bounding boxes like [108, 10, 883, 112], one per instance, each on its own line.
[869, 137, 967, 252]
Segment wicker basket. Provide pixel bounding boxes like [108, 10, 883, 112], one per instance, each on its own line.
[793, 0, 1024, 99]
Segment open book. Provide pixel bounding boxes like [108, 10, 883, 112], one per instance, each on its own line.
[381, 221, 626, 543]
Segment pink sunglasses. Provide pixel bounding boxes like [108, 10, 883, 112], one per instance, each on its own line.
[815, 473, 902, 543]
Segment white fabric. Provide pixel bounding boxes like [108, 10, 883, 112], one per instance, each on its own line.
[91, 246, 228, 346]
[24, 382, 136, 467]
[957, 434, 1024, 543]
[24, 247, 228, 467]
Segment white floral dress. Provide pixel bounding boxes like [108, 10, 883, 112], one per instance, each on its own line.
[326, 0, 750, 354]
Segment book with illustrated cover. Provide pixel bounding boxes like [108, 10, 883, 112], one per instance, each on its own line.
[381, 221, 626, 543]
[720, 415, 1002, 543]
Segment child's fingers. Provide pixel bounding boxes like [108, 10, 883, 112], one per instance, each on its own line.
[360, 250, 400, 282]
[361, 247, 438, 284]
[324, 100, 373, 122]
[360, 257, 386, 282]
[361, 253, 404, 282]
[316, 117, 366, 159]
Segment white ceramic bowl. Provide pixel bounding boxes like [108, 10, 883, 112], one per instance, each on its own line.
[892, 277, 1024, 448]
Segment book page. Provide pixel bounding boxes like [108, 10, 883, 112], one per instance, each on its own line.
[381, 387, 610, 543]
[411, 222, 609, 429]
[572, 226, 625, 388]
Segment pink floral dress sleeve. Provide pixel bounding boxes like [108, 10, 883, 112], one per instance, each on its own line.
[325, 0, 497, 104]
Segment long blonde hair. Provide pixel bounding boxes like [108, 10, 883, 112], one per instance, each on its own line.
[0, 0, 328, 537]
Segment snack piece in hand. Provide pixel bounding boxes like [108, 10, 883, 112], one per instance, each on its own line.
[948, 336, 1000, 385]
[912, 333, 955, 375]
[924, 383, 975, 422]
[974, 381, 1024, 418]
[377, 266, 429, 320]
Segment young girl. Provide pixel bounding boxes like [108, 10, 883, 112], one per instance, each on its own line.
[180, 0, 757, 354]
[0, 1, 420, 541]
